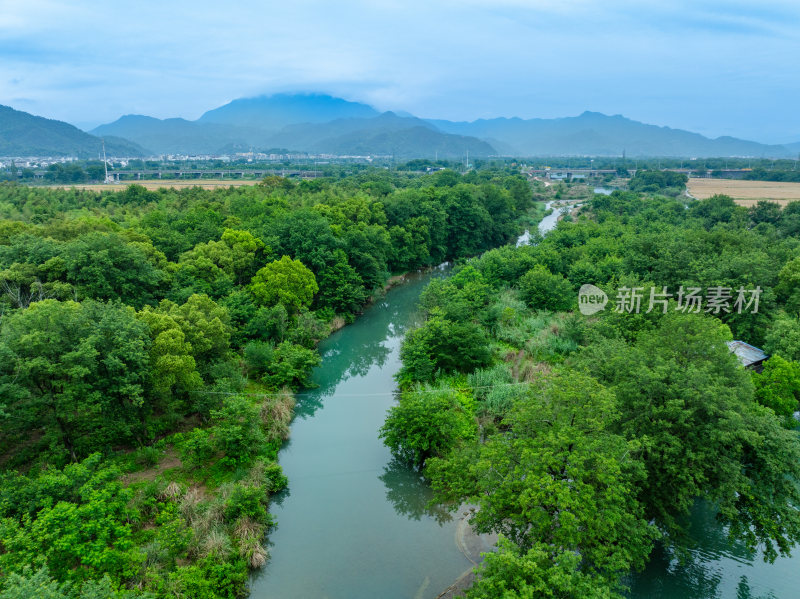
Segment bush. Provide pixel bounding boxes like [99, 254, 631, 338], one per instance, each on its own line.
[210, 396, 266, 465]
[224, 484, 267, 522]
[380, 389, 476, 468]
[179, 429, 216, 469]
[261, 342, 320, 389]
[134, 446, 162, 468]
[397, 314, 491, 385]
[242, 341, 273, 379]
[518, 265, 574, 312]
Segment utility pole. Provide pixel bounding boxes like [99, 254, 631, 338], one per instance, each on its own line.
[102, 139, 110, 184]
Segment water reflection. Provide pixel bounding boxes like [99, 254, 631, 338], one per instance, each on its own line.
[293, 272, 444, 419]
[630, 502, 794, 599]
[378, 457, 453, 525]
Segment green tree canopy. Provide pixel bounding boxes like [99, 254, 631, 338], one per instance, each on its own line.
[249, 255, 318, 313]
[427, 372, 657, 590]
[0, 300, 151, 462]
[752, 355, 800, 427]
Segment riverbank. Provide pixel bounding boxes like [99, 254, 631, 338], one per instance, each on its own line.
[436, 508, 498, 599]
[249, 270, 474, 599]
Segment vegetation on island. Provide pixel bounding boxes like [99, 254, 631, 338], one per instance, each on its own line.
[381, 189, 800, 598]
[0, 168, 534, 598]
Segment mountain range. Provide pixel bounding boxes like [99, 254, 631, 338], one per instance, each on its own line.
[0, 105, 147, 158]
[2, 93, 799, 158]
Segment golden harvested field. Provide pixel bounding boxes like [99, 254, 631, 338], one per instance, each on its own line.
[687, 179, 800, 206]
[44, 179, 262, 191]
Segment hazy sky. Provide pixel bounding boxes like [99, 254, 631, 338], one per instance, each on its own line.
[1, 0, 799, 143]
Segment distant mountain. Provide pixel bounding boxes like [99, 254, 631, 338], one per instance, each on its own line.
[84, 93, 794, 158]
[198, 93, 378, 131]
[93, 107, 494, 158]
[92, 115, 268, 155]
[429, 112, 792, 158]
[264, 112, 494, 158]
[0, 105, 147, 157]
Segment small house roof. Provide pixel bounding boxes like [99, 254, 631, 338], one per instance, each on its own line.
[727, 340, 768, 367]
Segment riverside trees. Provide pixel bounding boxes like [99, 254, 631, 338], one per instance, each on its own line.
[0, 168, 533, 598]
[382, 189, 800, 597]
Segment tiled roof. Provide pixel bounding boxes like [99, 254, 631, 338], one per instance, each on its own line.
[727, 340, 768, 367]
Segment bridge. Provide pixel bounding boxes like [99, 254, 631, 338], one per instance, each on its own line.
[24, 169, 327, 182]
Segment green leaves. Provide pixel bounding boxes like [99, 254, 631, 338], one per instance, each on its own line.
[466, 538, 620, 599]
[428, 372, 656, 582]
[61, 233, 165, 308]
[518, 264, 574, 312]
[0, 300, 151, 461]
[249, 256, 318, 314]
[0, 458, 144, 587]
[380, 388, 476, 469]
[397, 313, 491, 385]
[752, 355, 800, 425]
[209, 396, 267, 465]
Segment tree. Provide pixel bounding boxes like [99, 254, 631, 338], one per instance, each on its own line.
[314, 250, 367, 315]
[749, 200, 782, 226]
[443, 185, 492, 258]
[518, 265, 574, 311]
[380, 389, 476, 469]
[586, 312, 800, 557]
[0, 300, 151, 462]
[466, 539, 619, 599]
[764, 313, 800, 361]
[156, 294, 232, 370]
[776, 256, 800, 314]
[135, 308, 202, 415]
[249, 256, 318, 313]
[752, 355, 800, 427]
[260, 342, 321, 389]
[0, 457, 145, 586]
[210, 396, 266, 464]
[427, 372, 656, 587]
[62, 233, 164, 308]
[397, 313, 491, 385]
[177, 229, 266, 293]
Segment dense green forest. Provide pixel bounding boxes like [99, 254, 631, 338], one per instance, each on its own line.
[381, 191, 800, 597]
[0, 169, 535, 598]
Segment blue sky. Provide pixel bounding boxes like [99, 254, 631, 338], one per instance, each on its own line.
[1, 0, 799, 143]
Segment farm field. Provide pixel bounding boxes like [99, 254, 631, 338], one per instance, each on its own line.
[687, 178, 800, 206]
[43, 178, 263, 191]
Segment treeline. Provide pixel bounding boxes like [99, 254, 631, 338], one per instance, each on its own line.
[0, 169, 533, 598]
[740, 167, 800, 183]
[381, 190, 800, 597]
[627, 169, 687, 195]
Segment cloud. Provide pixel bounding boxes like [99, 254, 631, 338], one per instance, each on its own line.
[0, 0, 798, 142]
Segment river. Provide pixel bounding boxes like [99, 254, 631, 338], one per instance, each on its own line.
[252, 203, 800, 598]
[629, 500, 800, 599]
[249, 271, 474, 599]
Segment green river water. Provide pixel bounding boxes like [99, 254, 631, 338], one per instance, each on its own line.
[250, 262, 800, 599]
[250, 270, 472, 599]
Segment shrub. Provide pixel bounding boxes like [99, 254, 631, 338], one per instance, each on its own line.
[380, 389, 476, 468]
